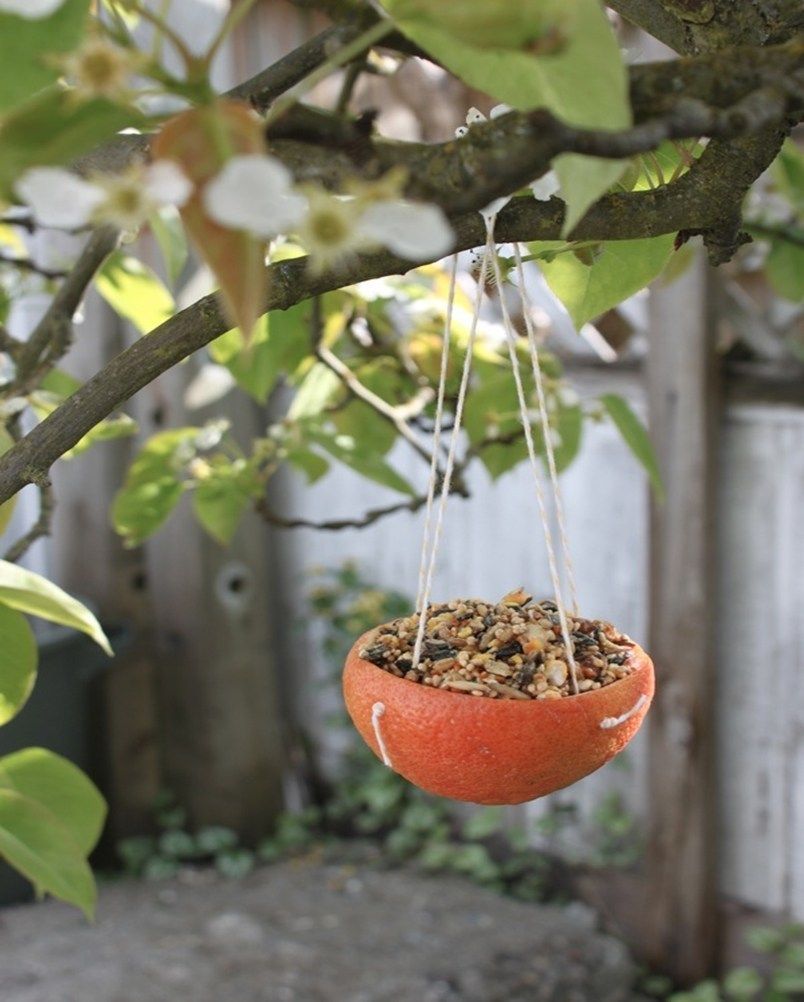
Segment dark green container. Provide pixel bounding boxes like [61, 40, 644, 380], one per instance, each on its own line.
[0, 624, 119, 906]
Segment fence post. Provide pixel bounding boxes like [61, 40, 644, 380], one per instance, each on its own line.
[645, 252, 720, 981]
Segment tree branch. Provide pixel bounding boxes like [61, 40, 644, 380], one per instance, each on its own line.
[2, 476, 54, 562]
[315, 342, 434, 465]
[0, 166, 752, 507]
[13, 226, 119, 391]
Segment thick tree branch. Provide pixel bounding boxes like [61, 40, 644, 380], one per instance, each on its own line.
[0, 150, 782, 508]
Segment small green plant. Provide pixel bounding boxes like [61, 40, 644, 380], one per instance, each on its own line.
[117, 791, 255, 880]
[662, 924, 804, 1002]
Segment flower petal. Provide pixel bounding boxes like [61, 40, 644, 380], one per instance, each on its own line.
[359, 200, 454, 261]
[144, 160, 193, 208]
[202, 154, 306, 238]
[490, 103, 513, 119]
[15, 167, 104, 228]
[0, 0, 64, 17]
[530, 169, 560, 202]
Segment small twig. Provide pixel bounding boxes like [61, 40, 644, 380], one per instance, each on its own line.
[745, 219, 804, 248]
[16, 226, 119, 389]
[0, 252, 69, 280]
[2, 477, 54, 562]
[254, 478, 468, 530]
[316, 342, 434, 465]
[335, 60, 364, 116]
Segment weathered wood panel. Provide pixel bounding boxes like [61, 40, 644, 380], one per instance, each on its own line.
[645, 258, 719, 981]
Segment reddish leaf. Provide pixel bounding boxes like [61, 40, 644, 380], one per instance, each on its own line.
[152, 100, 267, 341]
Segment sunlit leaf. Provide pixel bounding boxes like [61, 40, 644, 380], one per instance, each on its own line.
[192, 461, 262, 545]
[533, 235, 675, 329]
[382, 0, 629, 230]
[308, 427, 415, 496]
[208, 301, 312, 404]
[0, 748, 105, 856]
[766, 239, 804, 303]
[0, 88, 136, 200]
[288, 363, 342, 420]
[111, 428, 198, 547]
[95, 251, 175, 335]
[0, 560, 111, 654]
[552, 401, 583, 473]
[148, 206, 188, 288]
[0, 604, 36, 726]
[0, 428, 17, 537]
[0, 788, 96, 919]
[0, 0, 91, 113]
[600, 393, 664, 501]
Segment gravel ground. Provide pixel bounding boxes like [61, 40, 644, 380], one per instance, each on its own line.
[0, 858, 644, 1002]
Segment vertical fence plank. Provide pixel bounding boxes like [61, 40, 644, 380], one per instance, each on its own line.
[644, 255, 719, 981]
[136, 358, 285, 842]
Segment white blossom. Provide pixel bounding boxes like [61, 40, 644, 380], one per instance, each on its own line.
[0, 0, 65, 17]
[202, 155, 307, 238]
[15, 161, 192, 231]
[359, 199, 453, 260]
[15, 168, 105, 229]
[455, 104, 561, 219]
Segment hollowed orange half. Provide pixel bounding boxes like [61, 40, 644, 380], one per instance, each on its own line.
[343, 627, 655, 805]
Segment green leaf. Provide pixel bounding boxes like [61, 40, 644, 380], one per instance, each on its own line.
[745, 926, 785, 953]
[0, 560, 111, 654]
[0, 748, 105, 856]
[95, 251, 175, 335]
[766, 239, 804, 303]
[773, 138, 804, 215]
[0, 787, 96, 918]
[0, 88, 135, 200]
[534, 234, 675, 329]
[600, 393, 664, 501]
[65, 414, 138, 457]
[331, 359, 408, 458]
[772, 970, 804, 993]
[383, 0, 628, 229]
[555, 156, 626, 236]
[309, 427, 415, 496]
[0, 428, 17, 537]
[463, 806, 505, 840]
[0, 0, 91, 113]
[148, 207, 188, 288]
[111, 428, 198, 547]
[192, 461, 262, 545]
[28, 370, 137, 457]
[286, 448, 330, 484]
[0, 604, 37, 726]
[288, 363, 342, 420]
[722, 966, 763, 999]
[208, 302, 312, 404]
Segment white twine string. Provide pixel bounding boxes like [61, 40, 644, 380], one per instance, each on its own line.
[412, 243, 493, 671]
[600, 694, 648, 729]
[415, 254, 458, 613]
[371, 701, 393, 766]
[512, 242, 579, 616]
[486, 224, 578, 694]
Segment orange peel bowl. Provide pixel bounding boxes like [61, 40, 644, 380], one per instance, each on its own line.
[343, 627, 655, 805]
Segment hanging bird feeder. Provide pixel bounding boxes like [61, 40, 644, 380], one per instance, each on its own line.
[344, 595, 654, 805]
[343, 210, 654, 805]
